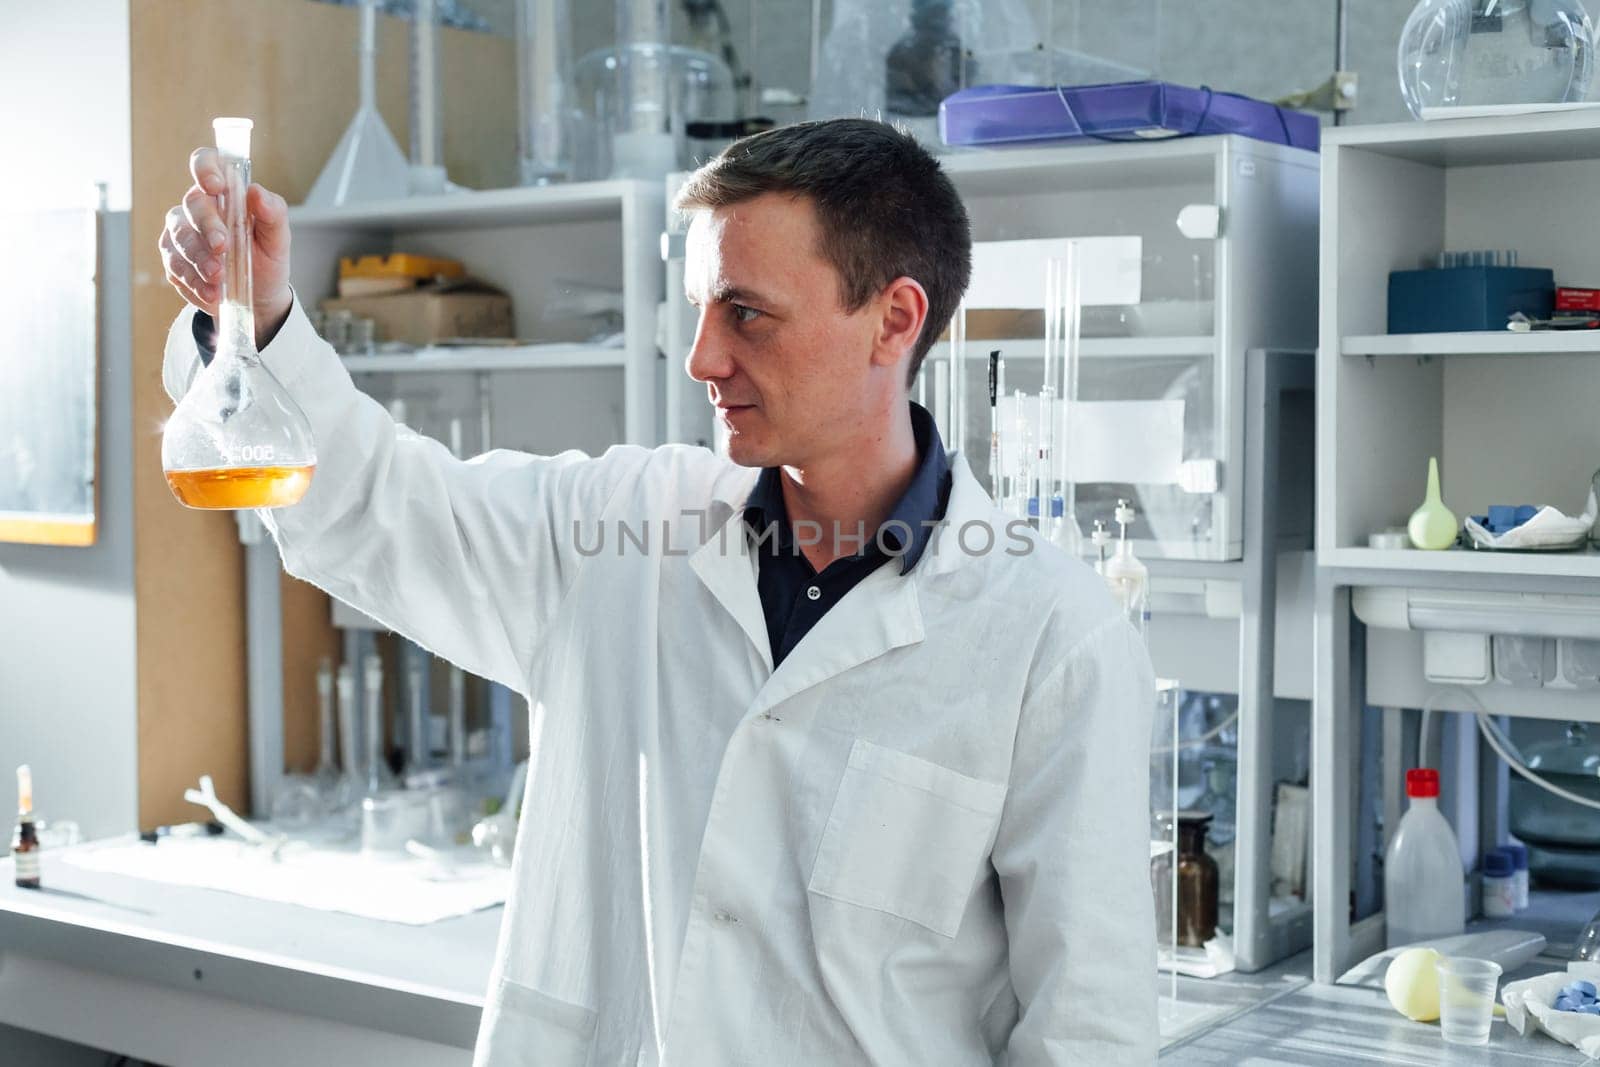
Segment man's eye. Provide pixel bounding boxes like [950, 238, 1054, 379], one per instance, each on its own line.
[732, 304, 761, 324]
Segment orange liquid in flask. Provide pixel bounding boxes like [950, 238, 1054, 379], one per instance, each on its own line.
[165, 465, 315, 509]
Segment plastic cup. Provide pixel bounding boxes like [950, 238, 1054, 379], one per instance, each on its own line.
[1436, 957, 1502, 1046]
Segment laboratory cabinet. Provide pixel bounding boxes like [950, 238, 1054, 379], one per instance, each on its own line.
[1313, 112, 1600, 984]
[933, 136, 1319, 564]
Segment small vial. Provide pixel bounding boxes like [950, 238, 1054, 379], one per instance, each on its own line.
[12, 765, 40, 889]
[1481, 849, 1516, 919]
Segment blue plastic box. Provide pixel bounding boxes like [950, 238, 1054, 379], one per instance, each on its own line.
[1387, 266, 1554, 334]
[938, 81, 1319, 151]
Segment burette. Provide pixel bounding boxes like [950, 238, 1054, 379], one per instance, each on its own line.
[1041, 251, 1083, 555]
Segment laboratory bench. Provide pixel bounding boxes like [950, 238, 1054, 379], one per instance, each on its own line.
[1, 839, 1592, 1065]
[0, 841, 500, 1066]
[1166, 889, 1599, 1064]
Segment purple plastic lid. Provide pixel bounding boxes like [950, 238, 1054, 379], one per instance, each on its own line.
[1504, 842, 1529, 870]
[1483, 848, 1515, 877]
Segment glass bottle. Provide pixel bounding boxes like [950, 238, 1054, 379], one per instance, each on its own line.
[1175, 811, 1219, 947]
[12, 765, 40, 889]
[163, 117, 316, 510]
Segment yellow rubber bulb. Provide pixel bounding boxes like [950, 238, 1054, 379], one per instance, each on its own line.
[1385, 947, 1442, 1022]
[1408, 457, 1458, 551]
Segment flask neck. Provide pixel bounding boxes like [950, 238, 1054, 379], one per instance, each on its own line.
[217, 150, 257, 357]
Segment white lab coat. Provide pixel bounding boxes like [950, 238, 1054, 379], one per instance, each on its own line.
[164, 298, 1159, 1066]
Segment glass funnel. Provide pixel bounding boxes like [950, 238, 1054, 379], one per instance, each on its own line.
[163, 118, 315, 510]
[1398, 0, 1595, 118]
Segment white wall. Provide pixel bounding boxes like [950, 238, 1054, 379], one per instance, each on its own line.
[0, 0, 139, 842]
[0, 0, 133, 211]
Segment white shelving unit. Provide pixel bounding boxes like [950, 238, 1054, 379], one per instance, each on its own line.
[1314, 113, 1600, 984]
[237, 181, 667, 805]
[339, 343, 627, 374]
[289, 180, 664, 450]
[1342, 331, 1600, 357]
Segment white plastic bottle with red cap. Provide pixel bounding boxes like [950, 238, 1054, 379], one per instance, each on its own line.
[1384, 767, 1466, 948]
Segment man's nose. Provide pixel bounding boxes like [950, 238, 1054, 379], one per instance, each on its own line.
[685, 310, 733, 384]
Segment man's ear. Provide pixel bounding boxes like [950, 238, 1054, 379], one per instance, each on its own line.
[872, 276, 930, 370]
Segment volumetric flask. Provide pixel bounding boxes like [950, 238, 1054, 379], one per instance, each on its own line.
[163, 118, 316, 510]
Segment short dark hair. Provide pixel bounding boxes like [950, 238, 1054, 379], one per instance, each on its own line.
[674, 118, 972, 386]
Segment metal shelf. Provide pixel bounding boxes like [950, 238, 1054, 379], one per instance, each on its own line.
[339, 343, 626, 374]
[1341, 332, 1600, 357]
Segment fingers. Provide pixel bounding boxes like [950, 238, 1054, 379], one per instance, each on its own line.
[158, 224, 217, 309]
[246, 183, 291, 262]
[163, 205, 221, 280]
[189, 147, 224, 196]
[182, 183, 227, 253]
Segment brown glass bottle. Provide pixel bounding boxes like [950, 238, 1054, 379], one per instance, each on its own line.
[1175, 812, 1219, 947]
[13, 765, 40, 889]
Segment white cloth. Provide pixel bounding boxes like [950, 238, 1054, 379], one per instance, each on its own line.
[61, 836, 510, 925]
[1502, 970, 1600, 1060]
[164, 298, 1159, 1066]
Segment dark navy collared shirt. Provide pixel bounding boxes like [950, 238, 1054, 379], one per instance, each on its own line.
[743, 402, 951, 669]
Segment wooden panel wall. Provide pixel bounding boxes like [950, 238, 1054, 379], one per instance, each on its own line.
[129, 0, 516, 826]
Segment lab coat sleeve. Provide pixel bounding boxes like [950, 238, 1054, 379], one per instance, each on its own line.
[992, 613, 1159, 1065]
[160, 297, 646, 692]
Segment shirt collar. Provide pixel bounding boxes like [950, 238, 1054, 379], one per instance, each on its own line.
[742, 402, 951, 575]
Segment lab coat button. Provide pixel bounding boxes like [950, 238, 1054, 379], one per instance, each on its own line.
[806, 585, 821, 601]
[713, 909, 738, 924]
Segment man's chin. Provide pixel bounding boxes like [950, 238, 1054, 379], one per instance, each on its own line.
[723, 437, 769, 468]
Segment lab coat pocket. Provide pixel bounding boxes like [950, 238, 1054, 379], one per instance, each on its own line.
[476, 977, 597, 1067]
[809, 739, 1008, 938]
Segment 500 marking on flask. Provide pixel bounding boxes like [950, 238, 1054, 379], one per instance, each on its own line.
[222, 444, 276, 465]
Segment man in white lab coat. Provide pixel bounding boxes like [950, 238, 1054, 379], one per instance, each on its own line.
[159, 118, 1158, 1064]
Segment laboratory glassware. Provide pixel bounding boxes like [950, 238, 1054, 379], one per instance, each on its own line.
[363, 653, 398, 797]
[1174, 812, 1219, 947]
[572, 0, 737, 181]
[163, 119, 317, 510]
[405, 651, 432, 776]
[12, 765, 39, 889]
[305, 0, 410, 206]
[1398, 0, 1595, 119]
[1102, 500, 1149, 638]
[516, 0, 575, 184]
[409, 0, 447, 194]
[1151, 810, 1218, 948]
[1385, 768, 1466, 948]
[1574, 905, 1600, 960]
[572, 40, 736, 180]
[1509, 721, 1600, 888]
